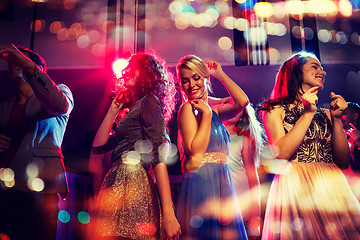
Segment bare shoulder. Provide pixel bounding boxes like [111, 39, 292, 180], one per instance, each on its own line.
[265, 105, 284, 121]
[179, 102, 192, 115]
[178, 102, 195, 123]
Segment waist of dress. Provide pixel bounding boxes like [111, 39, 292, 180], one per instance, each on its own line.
[201, 152, 228, 164]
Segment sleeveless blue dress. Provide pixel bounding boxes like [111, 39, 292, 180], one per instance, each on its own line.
[176, 111, 248, 240]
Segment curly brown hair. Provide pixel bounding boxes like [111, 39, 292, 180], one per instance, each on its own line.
[113, 53, 177, 124]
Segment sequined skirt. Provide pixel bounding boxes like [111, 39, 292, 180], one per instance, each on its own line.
[262, 161, 360, 239]
[91, 162, 161, 239]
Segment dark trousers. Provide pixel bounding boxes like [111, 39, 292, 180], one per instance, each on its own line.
[0, 190, 59, 240]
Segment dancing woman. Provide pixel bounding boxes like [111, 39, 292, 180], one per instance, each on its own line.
[91, 53, 181, 240]
[260, 52, 360, 239]
[176, 55, 249, 240]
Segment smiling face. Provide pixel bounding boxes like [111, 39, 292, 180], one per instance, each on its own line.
[179, 66, 208, 100]
[301, 57, 326, 92]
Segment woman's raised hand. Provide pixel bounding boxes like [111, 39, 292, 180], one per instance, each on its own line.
[330, 92, 348, 118]
[189, 99, 212, 117]
[301, 86, 319, 114]
[205, 60, 223, 80]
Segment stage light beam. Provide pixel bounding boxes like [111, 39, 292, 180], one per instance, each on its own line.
[112, 58, 129, 78]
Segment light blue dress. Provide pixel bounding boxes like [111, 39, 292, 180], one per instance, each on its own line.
[176, 111, 248, 240]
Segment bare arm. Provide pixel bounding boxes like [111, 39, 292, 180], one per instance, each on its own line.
[264, 87, 318, 160]
[206, 61, 249, 121]
[178, 101, 212, 169]
[154, 163, 181, 240]
[327, 92, 350, 169]
[93, 94, 126, 147]
[0, 44, 72, 116]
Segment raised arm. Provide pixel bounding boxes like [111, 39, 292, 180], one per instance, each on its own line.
[205, 61, 249, 121]
[0, 44, 72, 116]
[93, 94, 125, 147]
[178, 100, 212, 169]
[264, 87, 318, 160]
[327, 92, 350, 169]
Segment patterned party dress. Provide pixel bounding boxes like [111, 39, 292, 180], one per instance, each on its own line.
[262, 104, 360, 239]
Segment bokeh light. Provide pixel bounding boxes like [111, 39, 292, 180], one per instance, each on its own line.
[58, 210, 71, 223]
[0, 168, 15, 182]
[218, 36, 232, 50]
[91, 43, 106, 56]
[291, 217, 304, 231]
[286, 1, 305, 15]
[215, 0, 230, 14]
[206, 6, 220, 20]
[30, 19, 46, 32]
[263, 159, 292, 175]
[122, 151, 141, 165]
[57, 28, 69, 41]
[49, 21, 65, 34]
[134, 140, 153, 154]
[64, 0, 76, 10]
[134, 222, 157, 236]
[26, 163, 39, 178]
[235, 18, 249, 31]
[336, 31, 348, 44]
[77, 34, 90, 48]
[190, 215, 204, 228]
[318, 29, 332, 43]
[351, 32, 360, 45]
[159, 142, 178, 165]
[112, 58, 129, 78]
[339, 0, 353, 17]
[223, 16, 236, 30]
[303, 27, 314, 40]
[102, 20, 115, 33]
[27, 177, 45, 192]
[268, 47, 280, 64]
[254, 2, 273, 18]
[78, 211, 91, 224]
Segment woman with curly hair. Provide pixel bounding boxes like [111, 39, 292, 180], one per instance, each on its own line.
[90, 53, 181, 240]
[260, 52, 360, 239]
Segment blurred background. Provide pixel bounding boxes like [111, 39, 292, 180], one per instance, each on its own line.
[0, 0, 359, 238]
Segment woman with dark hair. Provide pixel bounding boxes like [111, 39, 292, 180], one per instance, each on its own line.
[176, 55, 249, 239]
[260, 52, 360, 239]
[90, 53, 181, 240]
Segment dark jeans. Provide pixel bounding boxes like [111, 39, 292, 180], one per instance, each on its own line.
[0, 189, 59, 240]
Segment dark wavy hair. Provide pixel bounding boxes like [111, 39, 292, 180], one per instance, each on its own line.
[113, 52, 176, 124]
[16, 46, 47, 73]
[260, 51, 319, 111]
